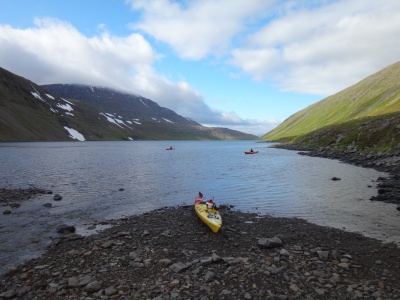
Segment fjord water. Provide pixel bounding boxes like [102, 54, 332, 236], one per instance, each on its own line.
[0, 140, 399, 274]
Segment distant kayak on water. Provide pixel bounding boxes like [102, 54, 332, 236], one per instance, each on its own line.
[166, 147, 174, 150]
[194, 192, 222, 233]
[245, 148, 258, 154]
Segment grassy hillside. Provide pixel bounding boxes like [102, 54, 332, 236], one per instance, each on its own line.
[287, 112, 400, 153]
[262, 61, 400, 141]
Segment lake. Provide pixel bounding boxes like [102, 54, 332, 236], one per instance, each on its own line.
[0, 140, 399, 275]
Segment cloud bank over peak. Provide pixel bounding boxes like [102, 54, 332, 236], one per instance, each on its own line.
[0, 17, 259, 132]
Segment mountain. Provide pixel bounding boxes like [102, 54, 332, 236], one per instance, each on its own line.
[0, 67, 256, 141]
[262, 61, 400, 142]
[42, 84, 199, 126]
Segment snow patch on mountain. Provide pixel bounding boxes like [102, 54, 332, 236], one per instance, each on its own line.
[57, 103, 73, 111]
[140, 99, 149, 108]
[31, 92, 44, 102]
[99, 112, 133, 129]
[64, 126, 85, 141]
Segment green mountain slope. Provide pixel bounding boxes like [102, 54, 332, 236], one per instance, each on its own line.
[261, 61, 400, 141]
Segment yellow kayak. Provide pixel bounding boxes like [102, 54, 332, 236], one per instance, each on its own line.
[194, 193, 222, 233]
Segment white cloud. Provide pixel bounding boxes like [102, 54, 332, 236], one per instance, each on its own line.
[126, 0, 273, 59]
[0, 18, 242, 132]
[230, 0, 400, 95]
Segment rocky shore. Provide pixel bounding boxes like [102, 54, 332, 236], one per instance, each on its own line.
[1, 192, 400, 299]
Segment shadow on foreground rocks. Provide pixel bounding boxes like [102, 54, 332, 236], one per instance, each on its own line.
[1, 204, 400, 299]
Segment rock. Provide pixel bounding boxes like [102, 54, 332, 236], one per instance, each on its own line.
[280, 248, 290, 256]
[211, 252, 222, 262]
[84, 280, 102, 292]
[258, 236, 283, 248]
[158, 258, 173, 268]
[9, 202, 20, 208]
[105, 286, 118, 296]
[317, 250, 329, 260]
[204, 270, 215, 282]
[223, 257, 241, 266]
[53, 194, 62, 201]
[199, 256, 213, 266]
[0, 289, 16, 299]
[3, 210, 11, 214]
[244, 292, 253, 299]
[331, 177, 341, 181]
[56, 224, 76, 234]
[169, 262, 189, 273]
[43, 203, 52, 208]
[101, 240, 114, 248]
[68, 277, 79, 287]
[78, 275, 96, 286]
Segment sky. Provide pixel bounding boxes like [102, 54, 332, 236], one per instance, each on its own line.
[1, 0, 400, 136]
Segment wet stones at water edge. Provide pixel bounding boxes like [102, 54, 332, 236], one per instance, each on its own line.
[0, 187, 52, 203]
[1, 187, 53, 214]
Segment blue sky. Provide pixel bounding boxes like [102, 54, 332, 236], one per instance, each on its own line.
[1, 0, 400, 135]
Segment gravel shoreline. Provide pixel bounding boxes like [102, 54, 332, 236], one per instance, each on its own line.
[1, 194, 400, 299]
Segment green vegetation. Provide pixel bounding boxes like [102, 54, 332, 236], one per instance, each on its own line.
[261, 61, 400, 144]
[285, 112, 400, 154]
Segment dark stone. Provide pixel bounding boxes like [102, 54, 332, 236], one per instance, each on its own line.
[53, 194, 62, 201]
[258, 236, 284, 248]
[9, 202, 21, 208]
[3, 210, 11, 215]
[331, 177, 341, 181]
[57, 225, 76, 234]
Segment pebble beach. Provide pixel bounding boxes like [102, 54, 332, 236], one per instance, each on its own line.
[1, 195, 400, 299]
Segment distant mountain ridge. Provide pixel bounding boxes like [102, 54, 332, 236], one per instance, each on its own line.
[0, 67, 256, 141]
[262, 61, 400, 141]
[42, 84, 199, 126]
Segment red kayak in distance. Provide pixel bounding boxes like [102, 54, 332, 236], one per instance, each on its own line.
[244, 150, 258, 154]
[166, 147, 175, 150]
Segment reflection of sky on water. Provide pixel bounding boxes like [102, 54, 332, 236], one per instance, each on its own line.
[0, 140, 398, 275]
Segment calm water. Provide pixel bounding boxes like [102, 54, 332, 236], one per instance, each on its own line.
[0, 140, 399, 275]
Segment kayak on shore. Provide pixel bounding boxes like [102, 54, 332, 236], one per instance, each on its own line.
[194, 192, 222, 233]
